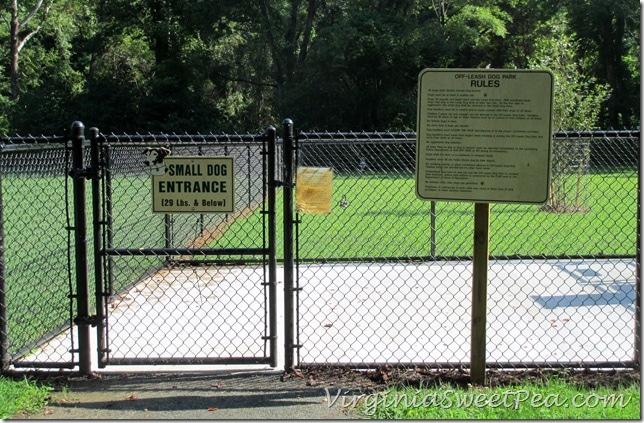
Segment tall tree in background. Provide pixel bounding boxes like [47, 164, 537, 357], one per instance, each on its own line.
[566, 0, 639, 128]
[256, 0, 318, 117]
[90, 0, 289, 132]
[437, 0, 513, 67]
[488, 0, 560, 68]
[7, 0, 53, 99]
[529, 12, 611, 213]
[0, 0, 639, 133]
[290, 0, 426, 130]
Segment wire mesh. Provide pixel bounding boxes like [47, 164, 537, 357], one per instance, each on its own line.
[294, 130, 639, 368]
[0, 128, 638, 372]
[97, 133, 273, 364]
[0, 137, 77, 369]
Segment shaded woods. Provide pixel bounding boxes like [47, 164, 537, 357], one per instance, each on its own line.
[1, 0, 639, 134]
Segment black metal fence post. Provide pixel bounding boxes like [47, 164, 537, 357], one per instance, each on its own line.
[70, 121, 92, 375]
[267, 126, 278, 367]
[282, 119, 296, 370]
[89, 127, 107, 368]
[0, 147, 7, 372]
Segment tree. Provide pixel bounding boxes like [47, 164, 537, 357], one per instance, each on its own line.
[6, 0, 54, 100]
[254, 0, 319, 118]
[288, 1, 426, 130]
[528, 14, 610, 131]
[0, 0, 640, 133]
[528, 13, 610, 213]
[439, 0, 513, 68]
[6, 0, 90, 134]
[565, 0, 640, 128]
[488, 0, 561, 68]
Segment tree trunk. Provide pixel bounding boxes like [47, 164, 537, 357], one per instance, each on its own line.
[259, 0, 318, 115]
[9, 0, 21, 100]
[8, 0, 51, 100]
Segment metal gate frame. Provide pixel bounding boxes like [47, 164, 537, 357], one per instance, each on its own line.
[68, 123, 278, 370]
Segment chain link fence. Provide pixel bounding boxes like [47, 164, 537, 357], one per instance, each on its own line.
[0, 127, 639, 372]
[0, 129, 279, 371]
[294, 129, 639, 368]
[0, 135, 78, 369]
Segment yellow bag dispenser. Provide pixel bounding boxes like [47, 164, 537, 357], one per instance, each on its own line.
[296, 167, 333, 214]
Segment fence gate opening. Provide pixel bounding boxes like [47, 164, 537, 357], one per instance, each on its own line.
[89, 127, 278, 368]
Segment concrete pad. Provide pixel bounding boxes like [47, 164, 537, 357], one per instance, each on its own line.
[297, 259, 636, 365]
[17, 258, 636, 371]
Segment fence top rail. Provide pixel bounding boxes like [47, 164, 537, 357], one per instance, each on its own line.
[552, 129, 640, 139]
[298, 130, 416, 143]
[0, 134, 67, 145]
[97, 132, 269, 145]
[296, 129, 640, 143]
[0, 129, 638, 149]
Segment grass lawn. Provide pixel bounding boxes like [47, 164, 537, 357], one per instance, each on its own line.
[356, 379, 640, 419]
[0, 376, 52, 419]
[214, 170, 637, 259]
[2, 174, 167, 356]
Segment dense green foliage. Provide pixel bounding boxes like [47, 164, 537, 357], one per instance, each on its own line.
[0, 1, 640, 134]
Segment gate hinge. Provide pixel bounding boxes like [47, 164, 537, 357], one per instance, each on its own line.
[73, 314, 101, 327]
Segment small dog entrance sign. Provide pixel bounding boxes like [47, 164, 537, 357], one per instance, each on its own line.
[150, 156, 235, 214]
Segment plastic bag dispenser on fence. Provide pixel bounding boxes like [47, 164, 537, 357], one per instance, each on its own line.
[296, 167, 333, 214]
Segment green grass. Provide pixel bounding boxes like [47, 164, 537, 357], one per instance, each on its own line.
[357, 379, 640, 419]
[0, 376, 52, 419]
[2, 175, 74, 355]
[2, 174, 166, 356]
[214, 170, 638, 259]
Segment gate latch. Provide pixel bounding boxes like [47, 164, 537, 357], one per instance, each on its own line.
[68, 167, 98, 179]
[73, 315, 101, 327]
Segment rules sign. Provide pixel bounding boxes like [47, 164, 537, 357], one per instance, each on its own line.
[415, 69, 554, 204]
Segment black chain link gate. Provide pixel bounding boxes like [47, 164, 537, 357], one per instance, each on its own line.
[90, 127, 279, 368]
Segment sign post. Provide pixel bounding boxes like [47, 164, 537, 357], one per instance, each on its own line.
[415, 69, 554, 384]
[471, 202, 490, 384]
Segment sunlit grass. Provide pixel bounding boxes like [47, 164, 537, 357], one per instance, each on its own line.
[357, 378, 640, 419]
[0, 376, 52, 419]
[214, 170, 637, 259]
